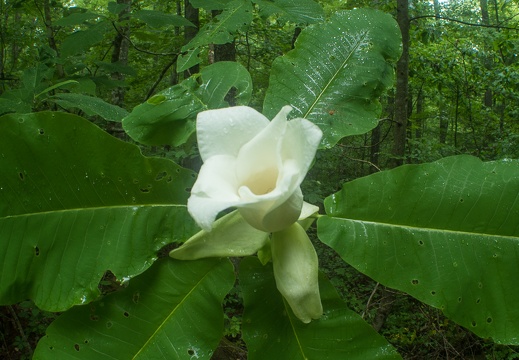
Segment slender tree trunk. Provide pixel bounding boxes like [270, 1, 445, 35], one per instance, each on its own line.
[184, 0, 199, 78]
[111, 0, 131, 109]
[480, 0, 493, 108]
[369, 123, 381, 173]
[390, 0, 409, 168]
[415, 87, 424, 143]
[43, 0, 64, 78]
[211, 10, 236, 63]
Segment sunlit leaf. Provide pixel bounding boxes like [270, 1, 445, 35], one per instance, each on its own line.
[240, 256, 402, 359]
[263, 9, 401, 148]
[33, 258, 235, 360]
[0, 112, 197, 311]
[318, 155, 519, 344]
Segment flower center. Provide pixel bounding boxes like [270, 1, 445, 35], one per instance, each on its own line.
[242, 167, 278, 195]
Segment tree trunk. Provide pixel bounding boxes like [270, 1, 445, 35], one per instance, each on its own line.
[369, 123, 381, 173]
[111, 0, 131, 109]
[43, 0, 64, 78]
[391, 0, 409, 168]
[480, 0, 493, 108]
[183, 0, 199, 78]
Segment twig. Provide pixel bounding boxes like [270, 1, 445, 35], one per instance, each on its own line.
[111, 21, 179, 56]
[146, 57, 178, 100]
[345, 156, 381, 172]
[7, 305, 32, 356]
[410, 15, 519, 31]
[362, 282, 380, 318]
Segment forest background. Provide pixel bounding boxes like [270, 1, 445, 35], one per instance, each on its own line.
[0, 0, 518, 359]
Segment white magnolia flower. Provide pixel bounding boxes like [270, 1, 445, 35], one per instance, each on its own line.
[187, 105, 322, 232]
[171, 105, 323, 323]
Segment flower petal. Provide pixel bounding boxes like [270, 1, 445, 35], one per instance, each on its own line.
[239, 187, 303, 233]
[271, 223, 323, 323]
[170, 211, 269, 260]
[299, 202, 319, 220]
[235, 106, 290, 188]
[197, 106, 270, 161]
[188, 155, 241, 231]
[281, 117, 323, 185]
[237, 159, 303, 232]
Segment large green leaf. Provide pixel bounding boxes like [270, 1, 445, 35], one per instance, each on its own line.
[0, 112, 197, 311]
[318, 155, 519, 344]
[122, 78, 202, 146]
[253, 0, 324, 24]
[123, 62, 252, 146]
[49, 93, 129, 122]
[61, 22, 110, 57]
[240, 256, 402, 359]
[182, 0, 253, 51]
[34, 257, 235, 359]
[263, 9, 401, 148]
[199, 61, 252, 108]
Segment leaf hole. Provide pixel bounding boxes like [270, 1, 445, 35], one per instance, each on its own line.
[476, 298, 481, 304]
[34, 246, 40, 256]
[486, 317, 493, 324]
[84, 339, 89, 344]
[471, 320, 477, 327]
[458, 297, 462, 303]
[38, 128, 45, 135]
[106, 321, 113, 329]
[19, 172, 25, 181]
[478, 282, 483, 289]
[166, 175, 173, 183]
[411, 279, 419, 285]
[74, 344, 80, 351]
[139, 188, 150, 193]
[133, 179, 139, 184]
[123, 311, 129, 318]
[459, 198, 464, 203]
[418, 240, 424, 246]
[175, 168, 180, 173]
[90, 314, 99, 321]
[185, 187, 192, 193]
[187, 349, 195, 356]
[430, 290, 436, 296]
[155, 171, 167, 181]
[132, 292, 140, 304]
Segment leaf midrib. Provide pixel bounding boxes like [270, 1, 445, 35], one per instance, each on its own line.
[326, 216, 519, 239]
[303, 30, 369, 119]
[132, 263, 217, 359]
[0, 204, 186, 220]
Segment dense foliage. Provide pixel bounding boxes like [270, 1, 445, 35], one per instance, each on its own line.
[0, 0, 518, 359]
